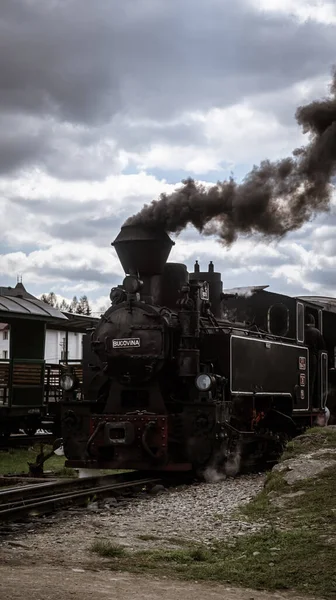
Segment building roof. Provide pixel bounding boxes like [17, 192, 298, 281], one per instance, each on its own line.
[48, 311, 100, 332]
[0, 282, 103, 330]
[0, 282, 67, 322]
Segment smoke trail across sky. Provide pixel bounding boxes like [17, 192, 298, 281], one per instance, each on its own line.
[126, 70, 336, 245]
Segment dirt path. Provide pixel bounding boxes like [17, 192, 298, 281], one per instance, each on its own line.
[0, 565, 324, 600]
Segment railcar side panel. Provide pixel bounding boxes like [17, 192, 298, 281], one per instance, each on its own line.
[230, 335, 309, 410]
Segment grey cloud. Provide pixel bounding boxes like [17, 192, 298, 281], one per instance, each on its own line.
[0, 1, 335, 124]
[0, 114, 124, 180]
[9, 196, 100, 217]
[111, 120, 208, 154]
[304, 267, 336, 289]
[47, 215, 126, 245]
[44, 265, 114, 285]
[9, 195, 134, 224]
[189, 248, 288, 272]
[6, 195, 135, 247]
[0, 1, 335, 177]
[0, 1, 122, 124]
[0, 120, 48, 175]
[0, 113, 207, 180]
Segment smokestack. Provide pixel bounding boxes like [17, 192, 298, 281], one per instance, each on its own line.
[112, 225, 175, 276]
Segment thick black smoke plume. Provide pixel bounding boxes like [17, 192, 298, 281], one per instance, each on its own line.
[125, 71, 336, 245]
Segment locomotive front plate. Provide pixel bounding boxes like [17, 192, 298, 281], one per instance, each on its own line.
[112, 338, 141, 349]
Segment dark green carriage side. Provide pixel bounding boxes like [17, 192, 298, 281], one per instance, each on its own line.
[0, 282, 68, 436]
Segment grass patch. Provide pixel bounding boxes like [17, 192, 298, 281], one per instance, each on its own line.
[91, 530, 336, 597]
[284, 465, 336, 527]
[242, 471, 289, 521]
[281, 427, 336, 461]
[91, 541, 128, 558]
[0, 445, 76, 477]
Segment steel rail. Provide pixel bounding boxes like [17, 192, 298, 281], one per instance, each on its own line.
[0, 474, 161, 522]
[0, 471, 144, 504]
[0, 434, 55, 449]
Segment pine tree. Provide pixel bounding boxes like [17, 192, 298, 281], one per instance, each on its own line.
[40, 292, 92, 315]
[59, 299, 70, 312]
[69, 296, 78, 313]
[40, 292, 58, 307]
[77, 295, 91, 315]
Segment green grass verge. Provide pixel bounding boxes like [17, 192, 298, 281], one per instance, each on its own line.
[90, 427, 336, 598]
[0, 445, 75, 477]
[0, 445, 131, 478]
[91, 529, 336, 597]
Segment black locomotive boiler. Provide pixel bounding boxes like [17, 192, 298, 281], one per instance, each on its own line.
[61, 225, 331, 474]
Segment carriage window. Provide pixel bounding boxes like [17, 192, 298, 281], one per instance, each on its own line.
[297, 302, 304, 343]
[267, 303, 289, 336]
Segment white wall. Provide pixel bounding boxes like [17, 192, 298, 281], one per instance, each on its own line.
[0, 327, 9, 359]
[0, 326, 83, 362]
[45, 330, 84, 362]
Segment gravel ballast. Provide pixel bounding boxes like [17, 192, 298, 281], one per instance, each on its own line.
[0, 473, 265, 567]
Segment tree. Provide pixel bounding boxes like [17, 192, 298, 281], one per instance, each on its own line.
[69, 296, 78, 314]
[59, 299, 70, 312]
[40, 292, 92, 315]
[40, 292, 58, 307]
[77, 295, 91, 315]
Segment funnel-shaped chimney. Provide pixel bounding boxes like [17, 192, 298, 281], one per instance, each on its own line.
[112, 225, 175, 276]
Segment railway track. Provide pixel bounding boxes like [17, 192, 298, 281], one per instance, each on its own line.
[0, 472, 161, 523]
[0, 433, 55, 449]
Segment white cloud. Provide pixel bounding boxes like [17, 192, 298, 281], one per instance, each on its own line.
[123, 74, 331, 174]
[0, 170, 173, 206]
[124, 101, 295, 174]
[0, 243, 123, 286]
[0, 170, 176, 249]
[250, 0, 336, 24]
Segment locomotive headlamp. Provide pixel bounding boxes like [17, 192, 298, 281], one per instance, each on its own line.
[60, 373, 75, 391]
[123, 275, 143, 294]
[195, 373, 213, 391]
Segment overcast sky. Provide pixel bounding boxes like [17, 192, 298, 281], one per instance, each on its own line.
[1, 0, 336, 314]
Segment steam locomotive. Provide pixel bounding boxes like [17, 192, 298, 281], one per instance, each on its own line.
[60, 225, 333, 474]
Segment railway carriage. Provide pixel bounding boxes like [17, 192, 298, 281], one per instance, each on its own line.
[0, 283, 98, 438]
